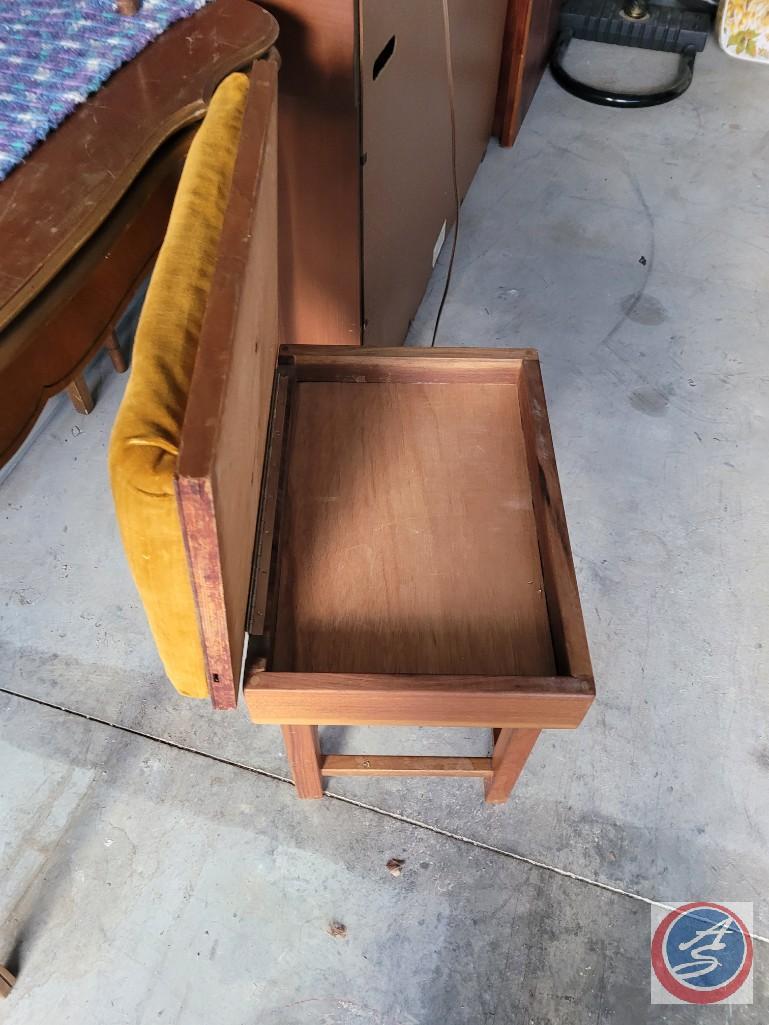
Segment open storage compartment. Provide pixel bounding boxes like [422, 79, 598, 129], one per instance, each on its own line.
[244, 346, 593, 730]
[173, 62, 593, 801]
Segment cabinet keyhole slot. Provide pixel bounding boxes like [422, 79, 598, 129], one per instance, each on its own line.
[373, 35, 396, 80]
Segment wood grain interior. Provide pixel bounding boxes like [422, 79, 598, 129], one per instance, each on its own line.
[271, 379, 555, 677]
[518, 358, 593, 681]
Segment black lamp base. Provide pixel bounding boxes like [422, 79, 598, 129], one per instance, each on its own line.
[550, 0, 711, 107]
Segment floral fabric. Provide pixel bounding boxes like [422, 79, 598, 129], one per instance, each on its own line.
[718, 0, 769, 62]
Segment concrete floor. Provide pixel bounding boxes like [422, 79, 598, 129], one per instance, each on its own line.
[1, 39, 769, 1024]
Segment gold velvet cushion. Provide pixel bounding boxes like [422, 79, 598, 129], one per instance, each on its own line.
[109, 72, 249, 698]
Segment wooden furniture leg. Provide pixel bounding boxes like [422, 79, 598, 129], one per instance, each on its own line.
[66, 373, 94, 415]
[67, 334, 126, 420]
[0, 964, 16, 999]
[282, 725, 324, 798]
[484, 727, 540, 803]
[103, 331, 128, 373]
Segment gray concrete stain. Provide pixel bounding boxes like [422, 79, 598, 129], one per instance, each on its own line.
[628, 385, 673, 417]
[621, 292, 669, 326]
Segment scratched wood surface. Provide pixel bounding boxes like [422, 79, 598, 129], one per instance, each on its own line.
[0, 0, 278, 332]
[271, 379, 556, 677]
[0, 0, 278, 467]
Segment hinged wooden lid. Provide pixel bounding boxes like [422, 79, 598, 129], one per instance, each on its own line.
[175, 60, 279, 709]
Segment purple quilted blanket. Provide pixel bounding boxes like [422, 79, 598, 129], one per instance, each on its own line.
[0, 0, 210, 181]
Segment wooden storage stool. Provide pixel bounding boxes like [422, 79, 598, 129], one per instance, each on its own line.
[232, 346, 596, 801]
[113, 61, 594, 803]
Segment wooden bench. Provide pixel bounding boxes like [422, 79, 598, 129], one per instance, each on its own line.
[115, 59, 594, 802]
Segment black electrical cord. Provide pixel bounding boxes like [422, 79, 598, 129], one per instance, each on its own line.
[431, 0, 460, 347]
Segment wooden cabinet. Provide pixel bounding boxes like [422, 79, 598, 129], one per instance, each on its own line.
[261, 0, 508, 347]
[495, 0, 561, 146]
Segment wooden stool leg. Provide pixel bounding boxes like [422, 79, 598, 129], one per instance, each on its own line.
[66, 373, 94, 415]
[104, 330, 128, 373]
[0, 964, 16, 999]
[282, 725, 324, 799]
[484, 728, 540, 804]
